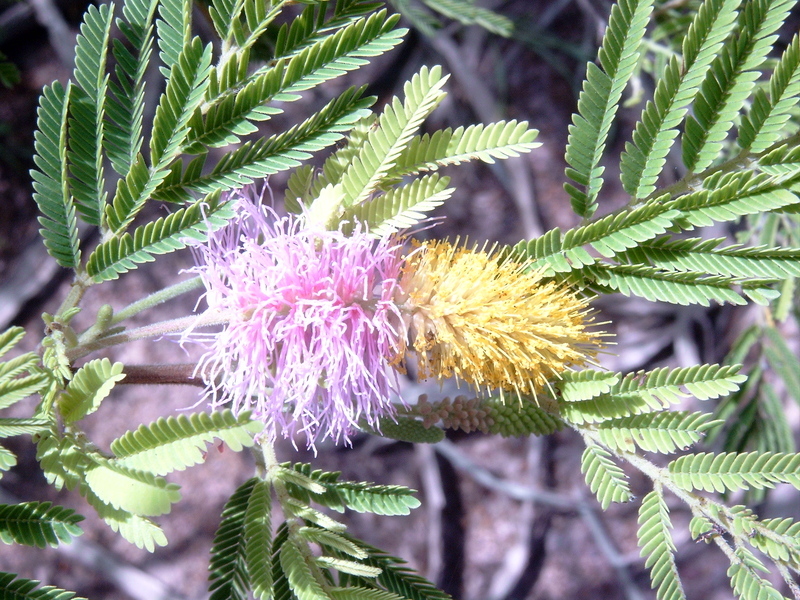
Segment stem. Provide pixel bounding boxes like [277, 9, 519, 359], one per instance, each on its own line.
[66, 309, 230, 362]
[54, 274, 91, 319]
[262, 441, 335, 594]
[111, 277, 204, 326]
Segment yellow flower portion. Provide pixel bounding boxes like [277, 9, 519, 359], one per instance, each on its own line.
[395, 240, 603, 399]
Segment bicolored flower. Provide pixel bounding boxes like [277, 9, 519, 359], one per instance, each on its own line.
[190, 190, 405, 448]
[394, 240, 602, 398]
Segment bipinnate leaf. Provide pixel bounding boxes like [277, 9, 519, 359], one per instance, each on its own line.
[563, 364, 746, 425]
[105, 0, 159, 176]
[739, 32, 800, 153]
[338, 65, 448, 209]
[110, 410, 262, 476]
[669, 452, 800, 492]
[68, 2, 113, 226]
[280, 464, 420, 516]
[335, 483, 420, 516]
[0, 502, 83, 548]
[727, 547, 784, 600]
[354, 541, 453, 600]
[597, 411, 718, 453]
[57, 358, 125, 423]
[245, 479, 273, 600]
[565, 0, 655, 217]
[581, 444, 633, 509]
[682, 0, 794, 173]
[84, 460, 181, 517]
[156, 0, 190, 75]
[329, 588, 405, 600]
[637, 490, 686, 600]
[0, 330, 48, 410]
[373, 417, 445, 443]
[87, 192, 234, 281]
[620, 0, 740, 198]
[0, 572, 85, 600]
[558, 370, 621, 402]
[389, 120, 540, 178]
[209, 478, 256, 600]
[32, 81, 81, 269]
[281, 537, 332, 600]
[344, 174, 453, 237]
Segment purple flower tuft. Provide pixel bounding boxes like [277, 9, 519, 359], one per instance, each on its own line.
[190, 187, 405, 449]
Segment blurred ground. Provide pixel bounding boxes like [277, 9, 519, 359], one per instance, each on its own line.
[1, 1, 799, 600]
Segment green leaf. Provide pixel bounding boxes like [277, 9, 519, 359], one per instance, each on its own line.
[0, 502, 83, 548]
[281, 537, 332, 600]
[157, 86, 373, 200]
[335, 482, 420, 516]
[156, 0, 191, 75]
[343, 174, 453, 236]
[87, 193, 234, 282]
[31, 81, 81, 269]
[763, 325, 800, 407]
[371, 417, 445, 443]
[582, 262, 753, 306]
[597, 411, 718, 453]
[682, 0, 794, 172]
[557, 370, 621, 402]
[727, 547, 784, 600]
[637, 490, 686, 600]
[565, 0, 655, 217]
[338, 65, 448, 209]
[84, 459, 181, 516]
[209, 478, 256, 600]
[191, 10, 402, 151]
[739, 32, 800, 153]
[105, 0, 159, 176]
[111, 410, 261, 476]
[617, 236, 800, 279]
[57, 358, 125, 423]
[581, 443, 633, 509]
[484, 397, 564, 437]
[68, 3, 113, 226]
[246, 479, 273, 600]
[669, 451, 800, 492]
[620, 0, 741, 198]
[389, 120, 540, 179]
[0, 418, 50, 439]
[0, 572, 85, 600]
[354, 541, 453, 600]
[150, 36, 212, 167]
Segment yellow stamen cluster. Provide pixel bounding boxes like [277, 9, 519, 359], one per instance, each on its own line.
[395, 240, 603, 399]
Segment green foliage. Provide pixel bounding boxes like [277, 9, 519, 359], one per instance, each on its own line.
[0, 572, 84, 600]
[281, 463, 421, 516]
[31, 82, 81, 269]
[87, 192, 233, 281]
[739, 31, 800, 153]
[596, 411, 719, 453]
[637, 490, 685, 600]
[620, 0, 741, 198]
[669, 452, 800, 492]
[565, 0, 655, 217]
[57, 358, 125, 423]
[0, 502, 84, 548]
[110, 409, 260, 475]
[68, 3, 113, 226]
[209, 478, 257, 600]
[581, 443, 633, 509]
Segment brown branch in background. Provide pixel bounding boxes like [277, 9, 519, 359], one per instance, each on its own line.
[121, 363, 206, 387]
[28, 0, 75, 67]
